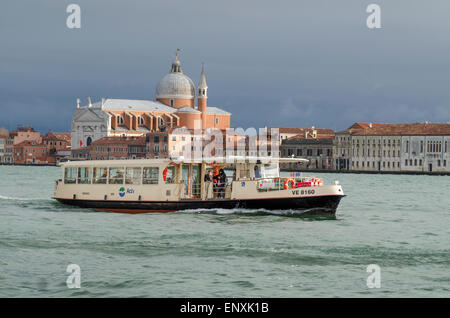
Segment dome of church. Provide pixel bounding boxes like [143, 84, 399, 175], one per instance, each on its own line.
[156, 73, 196, 99]
[155, 50, 196, 100]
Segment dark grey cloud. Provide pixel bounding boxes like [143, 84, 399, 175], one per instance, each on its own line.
[0, 0, 449, 132]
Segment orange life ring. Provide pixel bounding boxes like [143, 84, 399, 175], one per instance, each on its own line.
[283, 178, 295, 190]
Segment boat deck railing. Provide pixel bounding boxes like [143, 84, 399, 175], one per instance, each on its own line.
[256, 176, 324, 192]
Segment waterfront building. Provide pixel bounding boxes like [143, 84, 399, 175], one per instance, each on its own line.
[333, 122, 386, 171]
[70, 51, 231, 153]
[0, 127, 8, 163]
[42, 132, 71, 164]
[280, 128, 335, 170]
[86, 136, 147, 160]
[12, 140, 48, 165]
[350, 127, 402, 172]
[401, 124, 450, 173]
[334, 122, 450, 173]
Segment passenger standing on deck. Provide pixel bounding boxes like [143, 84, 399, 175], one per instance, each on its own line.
[203, 170, 213, 199]
[216, 169, 227, 198]
[254, 165, 261, 179]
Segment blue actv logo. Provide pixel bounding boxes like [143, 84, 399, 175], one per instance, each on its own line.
[119, 187, 134, 197]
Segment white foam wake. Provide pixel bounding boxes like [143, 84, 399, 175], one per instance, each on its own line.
[0, 194, 43, 201]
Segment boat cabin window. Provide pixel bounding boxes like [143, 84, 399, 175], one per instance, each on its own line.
[125, 167, 142, 185]
[164, 166, 175, 184]
[64, 167, 77, 184]
[239, 168, 249, 179]
[261, 163, 279, 178]
[93, 167, 108, 184]
[77, 167, 92, 184]
[143, 167, 159, 184]
[109, 168, 124, 184]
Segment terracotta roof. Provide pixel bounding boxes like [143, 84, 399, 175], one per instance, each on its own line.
[336, 122, 396, 134]
[43, 132, 71, 141]
[54, 133, 71, 141]
[352, 123, 450, 136]
[273, 127, 335, 135]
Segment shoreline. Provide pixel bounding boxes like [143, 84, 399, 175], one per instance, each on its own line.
[2, 163, 449, 176]
[281, 168, 450, 176]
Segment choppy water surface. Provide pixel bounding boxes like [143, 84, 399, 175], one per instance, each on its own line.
[0, 165, 449, 297]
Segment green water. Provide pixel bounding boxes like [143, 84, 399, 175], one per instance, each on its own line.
[0, 165, 449, 297]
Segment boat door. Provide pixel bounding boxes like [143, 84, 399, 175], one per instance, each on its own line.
[181, 164, 201, 198]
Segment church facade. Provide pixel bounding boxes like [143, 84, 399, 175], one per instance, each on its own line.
[71, 51, 231, 150]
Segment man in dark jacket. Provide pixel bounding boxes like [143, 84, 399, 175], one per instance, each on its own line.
[215, 169, 227, 198]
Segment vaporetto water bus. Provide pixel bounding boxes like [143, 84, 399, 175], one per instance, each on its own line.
[53, 157, 345, 214]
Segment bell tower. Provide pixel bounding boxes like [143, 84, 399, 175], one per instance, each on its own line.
[198, 63, 208, 130]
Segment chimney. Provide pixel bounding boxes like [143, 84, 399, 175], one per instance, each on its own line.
[76, 98, 80, 109]
[101, 98, 105, 109]
[88, 97, 92, 108]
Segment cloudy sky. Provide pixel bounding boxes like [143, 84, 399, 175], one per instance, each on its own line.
[1, 0, 449, 132]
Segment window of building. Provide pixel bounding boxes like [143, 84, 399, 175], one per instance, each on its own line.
[154, 145, 159, 153]
[419, 159, 422, 166]
[215, 118, 219, 125]
[117, 116, 124, 125]
[143, 167, 159, 184]
[438, 160, 441, 167]
[154, 136, 159, 143]
[414, 159, 417, 166]
[170, 99, 174, 107]
[138, 116, 145, 125]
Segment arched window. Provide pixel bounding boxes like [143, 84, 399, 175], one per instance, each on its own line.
[86, 137, 92, 146]
[117, 116, 124, 125]
[170, 99, 174, 107]
[159, 117, 164, 127]
[138, 116, 145, 125]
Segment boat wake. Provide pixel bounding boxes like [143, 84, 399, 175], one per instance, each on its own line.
[179, 207, 337, 219]
[0, 194, 44, 201]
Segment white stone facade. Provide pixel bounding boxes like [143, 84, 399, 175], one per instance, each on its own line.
[401, 135, 450, 172]
[71, 106, 110, 150]
[350, 135, 402, 172]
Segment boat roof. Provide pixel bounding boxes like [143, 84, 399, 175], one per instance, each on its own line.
[60, 156, 308, 167]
